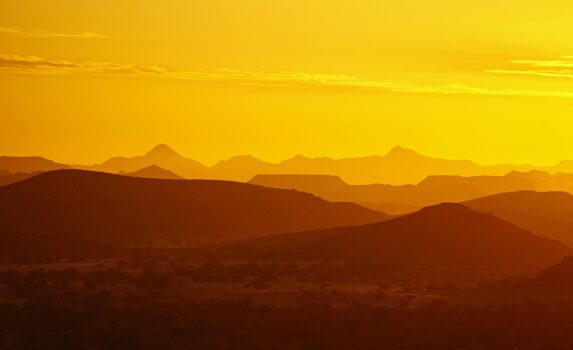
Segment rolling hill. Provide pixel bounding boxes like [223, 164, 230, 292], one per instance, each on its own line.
[0, 170, 388, 253]
[189, 203, 570, 278]
[532, 256, 573, 287]
[250, 171, 573, 212]
[465, 191, 573, 247]
[125, 165, 184, 180]
[0, 156, 70, 173]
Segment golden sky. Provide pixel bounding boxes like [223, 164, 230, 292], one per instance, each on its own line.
[2, 0, 573, 165]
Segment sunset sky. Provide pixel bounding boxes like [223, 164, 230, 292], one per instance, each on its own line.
[2, 0, 573, 165]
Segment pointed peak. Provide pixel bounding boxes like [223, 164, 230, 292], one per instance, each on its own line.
[386, 146, 420, 158]
[145, 144, 182, 158]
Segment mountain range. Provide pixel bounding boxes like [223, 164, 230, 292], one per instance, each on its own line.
[250, 171, 573, 213]
[189, 203, 570, 279]
[3, 144, 573, 185]
[465, 191, 573, 247]
[0, 170, 387, 257]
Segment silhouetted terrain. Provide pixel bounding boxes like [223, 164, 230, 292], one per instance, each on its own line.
[89, 145, 533, 184]
[0, 170, 387, 257]
[532, 256, 573, 287]
[465, 191, 573, 247]
[84, 144, 208, 178]
[189, 203, 570, 279]
[124, 164, 184, 179]
[0, 171, 39, 188]
[250, 170, 573, 211]
[0, 156, 69, 173]
[6, 145, 573, 185]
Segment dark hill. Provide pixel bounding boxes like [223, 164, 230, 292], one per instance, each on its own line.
[190, 203, 570, 278]
[0, 170, 388, 251]
[532, 256, 573, 287]
[465, 191, 573, 247]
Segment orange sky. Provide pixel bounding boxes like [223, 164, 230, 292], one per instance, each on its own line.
[2, 0, 573, 165]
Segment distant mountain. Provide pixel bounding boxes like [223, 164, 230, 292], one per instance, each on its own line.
[0, 171, 40, 188]
[531, 256, 573, 287]
[5, 144, 573, 185]
[125, 165, 184, 180]
[83, 144, 538, 185]
[271, 146, 525, 185]
[249, 171, 573, 211]
[87, 144, 209, 178]
[0, 170, 388, 254]
[465, 191, 573, 247]
[190, 203, 570, 278]
[0, 156, 70, 173]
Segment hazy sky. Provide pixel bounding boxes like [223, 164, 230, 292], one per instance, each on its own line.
[2, 0, 573, 165]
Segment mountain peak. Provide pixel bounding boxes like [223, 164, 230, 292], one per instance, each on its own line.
[145, 144, 182, 158]
[126, 165, 184, 179]
[385, 146, 420, 158]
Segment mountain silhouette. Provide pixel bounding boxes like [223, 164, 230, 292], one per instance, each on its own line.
[465, 191, 573, 247]
[190, 203, 570, 277]
[82, 144, 539, 184]
[249, 170, 573, 212]
[0, 170, 388, 252]
[0, 156, 70, 173]
[125, 165, 184, 180]
[9, 145, 573, 185]
[0, 171, 41, 188]
[531, 256, 573, 287]
[88, 144, 209, 177]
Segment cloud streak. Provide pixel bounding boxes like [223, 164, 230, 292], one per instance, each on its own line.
[488, 56, 573, 79]
[2, 53, 573, 99]
[0, 27, 107, 38]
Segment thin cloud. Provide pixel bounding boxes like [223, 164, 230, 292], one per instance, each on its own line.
[488, 56, 573, 79]
[0, 27, 107, 38]
[3, 53, 573, 99]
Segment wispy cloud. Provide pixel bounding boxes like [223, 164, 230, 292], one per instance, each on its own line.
[0, 27, 107, 38]
[2, 53, 573, 99]
[488, 56, 573, 79]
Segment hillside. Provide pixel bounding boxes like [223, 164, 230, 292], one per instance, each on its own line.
[0, 170, 388, 252]
[465, 191, 573, 247]
[250, 171, 573, 212]
[190, 203, 570, 278]
[532, 256, 573, 287]
[125, 165, 184, 180]
[0, 156, 70, 173]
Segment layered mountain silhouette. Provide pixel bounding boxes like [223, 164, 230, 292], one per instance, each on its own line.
[0, 156, 70, 173]
[531, 256, 573, 287]
[5, 144, 573, 185]
[84, 144, 208, 178]
[189, 203, 570, 277]
[465, 191, 573, 247]
[0, 170, 388, 254]
[125, 165, 184, 180]
[0, 171, 40, 188]
[250, 171, 573, 213]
